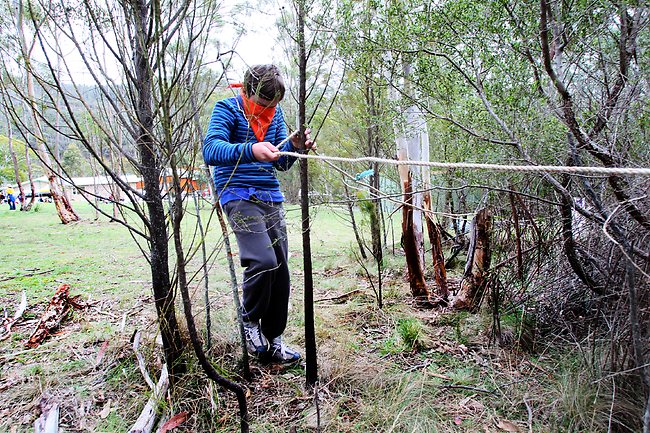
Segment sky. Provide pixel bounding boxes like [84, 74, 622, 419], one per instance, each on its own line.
[219, 2, 286, 79]
[30, 1, 287, 86]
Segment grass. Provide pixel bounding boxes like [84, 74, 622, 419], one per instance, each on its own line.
[0, 200, 619, 432]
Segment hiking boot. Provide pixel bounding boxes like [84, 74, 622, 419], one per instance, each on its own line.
[269, 336, 301, 364]
[243, 321, 268, 356]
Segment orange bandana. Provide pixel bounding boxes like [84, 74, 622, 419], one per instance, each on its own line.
[241, 91, 277, 142]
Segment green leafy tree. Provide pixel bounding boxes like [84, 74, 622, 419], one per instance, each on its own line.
[61, 142, 89, 177]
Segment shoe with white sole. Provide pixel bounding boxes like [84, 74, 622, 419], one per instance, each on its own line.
[243, 321, 268, 356]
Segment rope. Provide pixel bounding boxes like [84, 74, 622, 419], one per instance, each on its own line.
[278, 151, 650, 176]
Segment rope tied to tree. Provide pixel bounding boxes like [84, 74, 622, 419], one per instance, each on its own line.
[278, 151, 650, 176]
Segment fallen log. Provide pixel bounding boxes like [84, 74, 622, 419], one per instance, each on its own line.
[26, 284, 86, 348]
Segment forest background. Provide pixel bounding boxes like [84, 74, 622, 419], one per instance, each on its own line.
[0, 0, 648, 432]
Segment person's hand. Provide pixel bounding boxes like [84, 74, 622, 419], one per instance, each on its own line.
[291, 128, 316, 152]
[252, 141, 280, 162]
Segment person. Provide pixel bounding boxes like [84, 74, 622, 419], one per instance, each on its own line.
[6, 186, 16, 210]
[203, 64, 313, 364]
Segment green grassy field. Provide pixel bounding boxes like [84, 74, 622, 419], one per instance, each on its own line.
[0, 201, 601, 432]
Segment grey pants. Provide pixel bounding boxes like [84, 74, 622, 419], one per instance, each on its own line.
[223, 199, 290, 340]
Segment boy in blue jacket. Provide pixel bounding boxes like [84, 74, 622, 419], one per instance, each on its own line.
[203, 64, 312, 363]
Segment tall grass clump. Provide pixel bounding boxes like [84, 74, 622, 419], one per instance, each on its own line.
[542, 351, 643, 433]
[397, 317, 425, 351]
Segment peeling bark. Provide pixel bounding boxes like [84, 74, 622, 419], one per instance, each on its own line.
[26, 284, 86, 348]
[452, 208, 491, 311]
[424, 208, 448, 304]
[423, 190, 448, 303]
[34, 397, 59, 433]
[402, 174, 430, 305]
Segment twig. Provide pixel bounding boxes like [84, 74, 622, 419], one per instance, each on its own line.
[593, 362, 650, 383]
[216, 203, 250, 379]
[426, 371, 452, 381]
[439, 384, 496, 394]
[315, 289, 362, 304]
[315, 382, 321, 433]
[0, 269, 52, 282]
[608, 378, 616, 433]
[132, 330, 155, 390]
[524, 394, 533, 433]
[603, 199, 650, 279]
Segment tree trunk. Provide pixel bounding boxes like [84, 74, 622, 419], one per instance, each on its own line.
[396, 104, 431, 305]
[131, 0, 184, 380]
[395, 60, 432, 304]
[6, 113, 26, 209]
[89, 147, 100, 220]
[366, 81, 383, 308]
[508, 190, 524, 281]
[23, 139, 35, 211]
[169, 157, 249, 432]
[108, 137, 122, 221]
[297, 0, 318, 387]
[216, 203, 250, 379]
[452, 208, 492, 311]
[423, 196, 448, 304]
[344, 182, 367, 260]
[16, 0, 78, 224]
[421, 120, 447, 303]
[401, 173, 430, 305]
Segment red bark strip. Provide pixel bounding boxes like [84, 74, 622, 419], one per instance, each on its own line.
[423, 194, 448, 304]
[26, 284, 86, 348]
[402, 175, 430, 305]
[159, 411, 189, 433]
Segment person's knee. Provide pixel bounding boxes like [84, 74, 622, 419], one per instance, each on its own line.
[241, 250, 279, 273]
[253, 253, 279, 273]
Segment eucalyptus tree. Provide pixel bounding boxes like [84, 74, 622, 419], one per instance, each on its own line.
[337, 0, 452, 306]
[347, 0, 649, 429]
[1, 0, 79, 223]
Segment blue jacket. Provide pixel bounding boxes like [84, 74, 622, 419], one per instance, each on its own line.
[203, 95, 301, 202]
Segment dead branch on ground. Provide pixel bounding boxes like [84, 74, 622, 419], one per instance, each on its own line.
[26, 284, 86, 348]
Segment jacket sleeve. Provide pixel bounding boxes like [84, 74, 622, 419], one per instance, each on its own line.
[203, 100, 256, 166]
[273, 107, 302, 171]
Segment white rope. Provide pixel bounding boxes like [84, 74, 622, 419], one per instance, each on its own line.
[278, 151, 650, 176]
